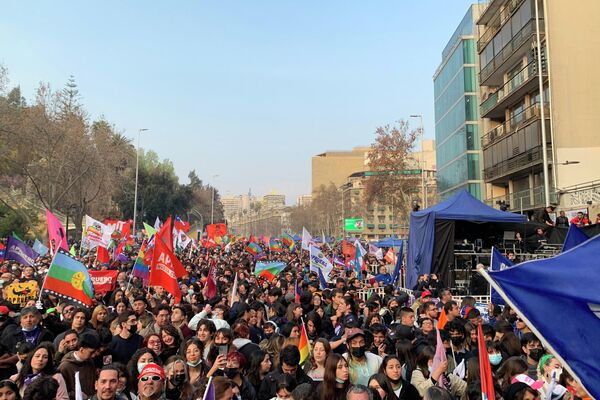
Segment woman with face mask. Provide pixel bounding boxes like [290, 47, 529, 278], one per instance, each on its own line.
[538, 355, 569, 400]
[126, 348, 158, 394]
[379, 355, 420, 400]
[410, 346, 466, 399]
[317, 353, 350, 400]
[163, 357, 194, 400]
[223, 351, 256, 400]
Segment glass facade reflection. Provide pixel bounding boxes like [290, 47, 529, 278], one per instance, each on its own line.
[433, 5, 484, 200]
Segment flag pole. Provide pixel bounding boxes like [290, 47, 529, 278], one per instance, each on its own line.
[477, 266, 591, 396]
[38, 239, 63, 304]
[202, 376, 213, 400]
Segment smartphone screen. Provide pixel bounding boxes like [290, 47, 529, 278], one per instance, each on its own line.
[218, 345, 228, 356]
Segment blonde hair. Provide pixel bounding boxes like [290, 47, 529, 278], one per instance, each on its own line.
[91, 305, 108, 329]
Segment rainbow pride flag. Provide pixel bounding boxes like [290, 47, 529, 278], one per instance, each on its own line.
[43, 250, 94, 307]
[295, 279, 301, 303]
[299, 322, 311, 365]
[269, 238, 282, 253]
[282, 232, 295, 251]
[254, 261, 286, 281]
[133, 241, 150, 286]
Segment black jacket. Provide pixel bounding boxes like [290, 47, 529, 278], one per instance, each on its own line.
[258, 366, 313, 400]
[0, 323, 54, 353]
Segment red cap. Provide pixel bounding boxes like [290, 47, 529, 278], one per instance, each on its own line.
[421, 290, 432, 299]
[0, 306, 9, 315]
[138, 363, 165, 381]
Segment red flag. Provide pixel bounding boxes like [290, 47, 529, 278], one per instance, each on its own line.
[174, 216, 190, 233]
[89, 270, 119, 293]
[384, 248, 397, 264]
[150, 236, 186, 303]
[478, 323, 495, 400]
[205, 264, 217, 299]
[157, 216, 173, 252]
[248, 235, 257, 244]
[46, 209, 69, 252]
[97, 246, 110, 265]
[207, 223, 227, 239]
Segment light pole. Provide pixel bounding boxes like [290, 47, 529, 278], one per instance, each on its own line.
[410, 115, 426, 208]
[211, 174, 219, 224]
[133, 128, 148, 236]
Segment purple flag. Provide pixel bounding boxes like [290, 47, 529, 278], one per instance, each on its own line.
[202, 377, 215, 400]
[6, 236, 39, 266]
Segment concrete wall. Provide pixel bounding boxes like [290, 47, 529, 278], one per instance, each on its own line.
[546, 0, 600, 189]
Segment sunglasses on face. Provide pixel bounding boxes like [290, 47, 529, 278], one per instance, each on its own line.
[141, 376, 161, 382]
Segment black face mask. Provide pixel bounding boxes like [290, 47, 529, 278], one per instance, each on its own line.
[351, 345, 366, 358]
[529, 348, 545, 362]
[224, 368, 238, 379]
[451, 336, 463, 347]
[389, 376, 402, 385]
[129, 324, 137, 334]
[170, 374, 185, 386]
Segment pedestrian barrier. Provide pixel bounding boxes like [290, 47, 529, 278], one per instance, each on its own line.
[356, 287, 491, 305]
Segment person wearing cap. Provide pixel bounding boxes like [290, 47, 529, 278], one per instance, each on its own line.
[411, 290, 432, 313]
[1, 306, 54, 353]
[343, 327, 382, 386]
[137, 363, 165, 400]
[58, 332, 101, 398]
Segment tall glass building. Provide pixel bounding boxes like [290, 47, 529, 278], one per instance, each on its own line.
[433, 4, 483, 200]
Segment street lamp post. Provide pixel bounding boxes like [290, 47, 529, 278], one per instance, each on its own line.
[410, 115, 426, 208]
[211, 174, 219, 224]
[133, 128, 148, 236]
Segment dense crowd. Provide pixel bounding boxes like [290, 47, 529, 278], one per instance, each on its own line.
[0, 238, 592, 400]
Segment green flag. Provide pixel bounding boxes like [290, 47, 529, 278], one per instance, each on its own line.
[69, 244, 76, 256]
[143, 222, 157, 237]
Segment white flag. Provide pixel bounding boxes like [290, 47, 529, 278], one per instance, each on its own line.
[230, 273, 238, 307]
[154, 216, 162, 230]
[302, 227, 313, 250]
[75, 371, 83, 400]
[83, 215, 114, 249]
[453, 359, 465, 379]
[309, 245, 333, 281]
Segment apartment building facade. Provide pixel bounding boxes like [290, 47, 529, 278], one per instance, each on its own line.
[477, 0, 600, 214]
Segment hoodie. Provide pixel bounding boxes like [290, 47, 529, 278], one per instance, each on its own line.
[58, 351, 96, 399]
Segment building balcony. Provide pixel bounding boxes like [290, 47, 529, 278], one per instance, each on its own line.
[378, 224, 386, 230]
[477, 0, 527, 52]
[482, 102, 549, 149]
[480, 18, 541, 86]
[367, 224, 375, 229]
[477, 0, 509, 25]
[483, 144, 551, 182]
[480, 60, 545, 119]
[485, 185, 559, 211]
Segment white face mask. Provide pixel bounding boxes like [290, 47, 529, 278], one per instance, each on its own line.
[137, 362, 149, 374]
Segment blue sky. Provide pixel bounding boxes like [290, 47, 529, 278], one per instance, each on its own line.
[1, 1, 474, 204]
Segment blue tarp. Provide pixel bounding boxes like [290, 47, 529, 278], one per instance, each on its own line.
[406, 190, 527, 289]
[374, 235, 404, 248]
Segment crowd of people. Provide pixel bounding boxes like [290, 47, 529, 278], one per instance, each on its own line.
[0, 235, 592, 400]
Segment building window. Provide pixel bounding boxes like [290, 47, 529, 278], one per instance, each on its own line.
[466, 124, 479, 150]
[467, 154, 481, 180]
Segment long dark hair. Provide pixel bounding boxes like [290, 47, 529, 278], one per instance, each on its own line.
[1, 377, 23, 400]
[247, 349, 270, 386]
[415, 346, 435, 379]
[305, 338, 331, 373]
[320, 353, 350, 400]
[368, 373, 396, 400]
[15, 342, 56, 389]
